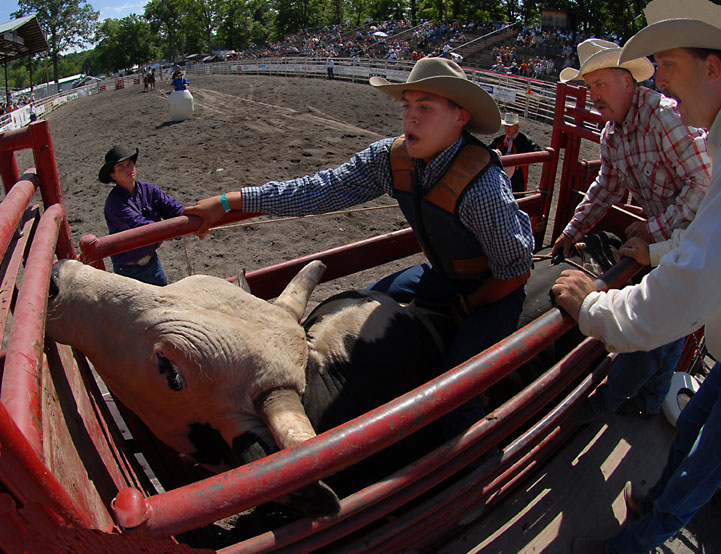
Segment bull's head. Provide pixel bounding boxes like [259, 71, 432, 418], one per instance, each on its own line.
[46, 259, 340, 517]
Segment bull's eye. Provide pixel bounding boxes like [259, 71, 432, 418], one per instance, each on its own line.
[48, 271, 60, 300]
[157, 355, 186, 391]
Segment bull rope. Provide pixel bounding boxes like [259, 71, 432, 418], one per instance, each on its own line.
[208, 204, 399, 232]
[532, 253, 603, 278]
[205, 190, 533, 234]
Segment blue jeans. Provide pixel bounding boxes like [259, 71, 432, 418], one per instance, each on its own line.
[113, 252, 168, 286]
[370, 263, 526, 438]
[587, 338, 684, 417]
[607, 362, 721, 554]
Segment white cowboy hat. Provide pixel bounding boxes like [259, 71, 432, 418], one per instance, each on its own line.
[559, 38, 655, 83]
[620, 0, 721, 64]
[370, 57, 500, 134]
[500, 112, 521, 126]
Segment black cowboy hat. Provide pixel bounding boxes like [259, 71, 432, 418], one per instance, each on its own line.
[99, 145, 139, 184]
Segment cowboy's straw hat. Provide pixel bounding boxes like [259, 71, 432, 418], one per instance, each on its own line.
[620, 0, 721, 64]
[370, 57, 500, 134]
[559, 38, 655, 83]
[500, 112, 521, 126]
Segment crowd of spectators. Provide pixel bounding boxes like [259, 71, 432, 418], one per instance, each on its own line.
[210, 18, 591, 84]
[487, 25, 587, 80]
[1, 92, 35, 117]
[229, 19, 509, 64]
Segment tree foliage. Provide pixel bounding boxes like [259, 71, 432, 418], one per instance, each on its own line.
[90, 16, 161, 73]
[11, 0, 99, 85]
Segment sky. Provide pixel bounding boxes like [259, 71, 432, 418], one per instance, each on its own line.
[1, 1, 147, 27]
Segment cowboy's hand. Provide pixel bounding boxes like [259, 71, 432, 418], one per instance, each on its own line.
[550, 270, 596, 321]
[624, 220, 652, 241]
[551, 232, 574, 263]
[619, 236, 651, 266]
[184, 196, 227, 239]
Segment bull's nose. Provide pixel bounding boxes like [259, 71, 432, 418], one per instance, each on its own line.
[49, 259, 70, 299]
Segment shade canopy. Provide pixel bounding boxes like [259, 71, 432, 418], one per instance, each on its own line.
[0, 15, 49, 64]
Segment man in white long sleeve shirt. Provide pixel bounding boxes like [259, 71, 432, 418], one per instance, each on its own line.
[552, 1, 721, 552]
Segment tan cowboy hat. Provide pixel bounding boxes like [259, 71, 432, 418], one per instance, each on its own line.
[500, 112, 521, 126]
[369, 57, 500, 134]
[620, 0, 721, 64]
[559, 38, 655, 83]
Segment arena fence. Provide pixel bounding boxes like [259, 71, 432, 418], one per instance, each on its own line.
[2, 58, 598, 134]
[181, 57, 564, 125]
[1, 82, 102, 134]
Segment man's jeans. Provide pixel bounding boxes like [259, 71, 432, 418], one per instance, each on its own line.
[370, 262, 526, 438]
[588, 338, 684, 417]
[113, 252, 168, 286]
[607, 362, 721, 553]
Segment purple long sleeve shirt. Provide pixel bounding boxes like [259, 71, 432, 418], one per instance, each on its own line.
[104, 179, 185, 266]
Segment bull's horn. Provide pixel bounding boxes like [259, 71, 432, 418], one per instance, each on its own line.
[255, 387, 341, 517]
[255, 387, 318, 449]
[273, 260, 326, 322]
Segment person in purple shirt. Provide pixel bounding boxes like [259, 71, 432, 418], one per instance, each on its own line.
[99, 145, 185, 285]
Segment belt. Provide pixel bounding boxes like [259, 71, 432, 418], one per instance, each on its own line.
[124, 254, 153, 266]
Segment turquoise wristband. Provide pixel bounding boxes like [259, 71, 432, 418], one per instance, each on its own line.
[219, 193, 231, 213]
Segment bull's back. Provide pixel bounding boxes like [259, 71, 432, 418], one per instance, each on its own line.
[301, 290, 454, 493]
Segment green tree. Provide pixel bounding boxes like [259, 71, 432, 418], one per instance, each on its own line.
[189, 0, 222, 54]
[145, 0, 190, 62]
[273, 0, 325, 39]
[12, 0, 99, 86]
[92, 16, 161, 73]
[217, 0, 247, 49]
[217, 0, 272, 50]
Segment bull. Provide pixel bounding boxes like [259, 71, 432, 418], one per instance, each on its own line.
[44, 235, 616, 520]
[45, 259, 456, 518]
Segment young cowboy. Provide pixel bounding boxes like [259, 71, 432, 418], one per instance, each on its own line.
[551, 0, 721, 551]
[100, 146, 185, 286]
[185, 58, 534, 435]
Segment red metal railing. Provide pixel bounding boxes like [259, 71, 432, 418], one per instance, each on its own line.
[109, 258, 641, 541]
[0, 121, 76, 260]
[1, 100, 665, 552]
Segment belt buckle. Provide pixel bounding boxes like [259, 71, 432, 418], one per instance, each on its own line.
[131, 254, 153, 266]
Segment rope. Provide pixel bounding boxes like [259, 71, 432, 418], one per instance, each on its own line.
[210, 204, 399, 231]
[208, 191, 541, 233]
[183, 236, 194, 276]
[533, 253, 601, 278]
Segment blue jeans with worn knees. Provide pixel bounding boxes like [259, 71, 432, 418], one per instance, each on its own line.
[607, 362, 721, 554]
[113, 252, 168, 286]
[370, 263, 526, 439]
[587, 337, 684, 417]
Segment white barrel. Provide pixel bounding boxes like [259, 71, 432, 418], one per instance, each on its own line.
[169, 89, 194, 121]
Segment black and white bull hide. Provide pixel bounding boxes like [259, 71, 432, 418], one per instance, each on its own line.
[45, 259, 455, 518]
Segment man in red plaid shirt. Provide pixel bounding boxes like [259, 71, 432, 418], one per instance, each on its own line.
[552, 39, 712, 425]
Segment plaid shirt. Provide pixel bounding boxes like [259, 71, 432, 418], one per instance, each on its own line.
[242, 134, 534, 280]
[564, 86, 711, 242]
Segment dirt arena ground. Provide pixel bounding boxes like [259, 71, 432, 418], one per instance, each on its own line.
[20, 74, 720, 553]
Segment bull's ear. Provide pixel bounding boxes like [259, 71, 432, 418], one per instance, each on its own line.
[237, 269, 251, 293]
